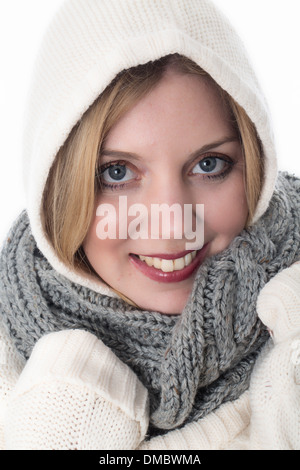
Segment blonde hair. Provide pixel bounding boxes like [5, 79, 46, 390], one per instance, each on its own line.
[42, 54, 264, 280]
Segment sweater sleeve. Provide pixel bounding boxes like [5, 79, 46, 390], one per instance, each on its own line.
[2, 329, 149, 450]
[248, 263, 300, 449]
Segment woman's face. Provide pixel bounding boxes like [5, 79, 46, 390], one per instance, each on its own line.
[83, 69, 248, 314]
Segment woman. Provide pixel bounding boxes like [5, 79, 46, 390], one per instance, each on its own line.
[0, 0, 299, 449]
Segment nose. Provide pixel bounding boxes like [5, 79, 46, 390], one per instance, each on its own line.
[150, 172, 187, 205]
[142, 171, 201, 243]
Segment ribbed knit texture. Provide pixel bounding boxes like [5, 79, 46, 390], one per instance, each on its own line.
[1, 0, 299, 449]
[22, 0, 278, 294]
[3, 329, 148, 449]
[1, 172, 299, 434]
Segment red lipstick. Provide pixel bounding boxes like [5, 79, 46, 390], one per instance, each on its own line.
[129, 244, 209, 283]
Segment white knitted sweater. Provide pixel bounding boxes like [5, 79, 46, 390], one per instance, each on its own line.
[1, 263, 300, 450]
[1, 0, 299, 450]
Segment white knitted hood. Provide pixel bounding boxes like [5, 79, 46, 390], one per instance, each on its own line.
[22, 0, 278, 295]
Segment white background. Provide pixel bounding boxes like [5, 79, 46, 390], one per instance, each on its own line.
[0, 0, 299, 244]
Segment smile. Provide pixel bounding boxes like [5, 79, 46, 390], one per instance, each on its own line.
[129, 245, 209, 283]
[138, 250, 197, 272]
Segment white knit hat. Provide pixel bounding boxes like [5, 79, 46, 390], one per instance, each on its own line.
[23, 0, 278, 295]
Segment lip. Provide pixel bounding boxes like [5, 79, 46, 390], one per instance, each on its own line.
[129, 244, 209, 283]
[136, 249, 196, 260]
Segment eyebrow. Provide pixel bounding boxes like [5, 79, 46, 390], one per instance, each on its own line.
[101, 136, 239, 162]
[189, 136, 239, 157]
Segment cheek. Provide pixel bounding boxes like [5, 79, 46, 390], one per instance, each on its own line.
[83, 212, 121, 265]
[211, 203, 246, 235]
[203, 178, 248, 237]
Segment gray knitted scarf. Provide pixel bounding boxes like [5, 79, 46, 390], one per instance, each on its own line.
[0, 172, 299, 435]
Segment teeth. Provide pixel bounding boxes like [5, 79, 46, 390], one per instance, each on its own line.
[184, 253, 192, 266]
[145, 256, 153, 267]
[173, 256, 185, 271]
[160, 259, 174, 272]
[138, 250, 197, 272]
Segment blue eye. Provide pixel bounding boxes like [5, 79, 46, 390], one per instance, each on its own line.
[192, 156, 228, 175]
[101, 163, 135, 183]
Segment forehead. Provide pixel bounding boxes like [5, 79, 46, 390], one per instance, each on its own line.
[104, 69, 234, 152]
